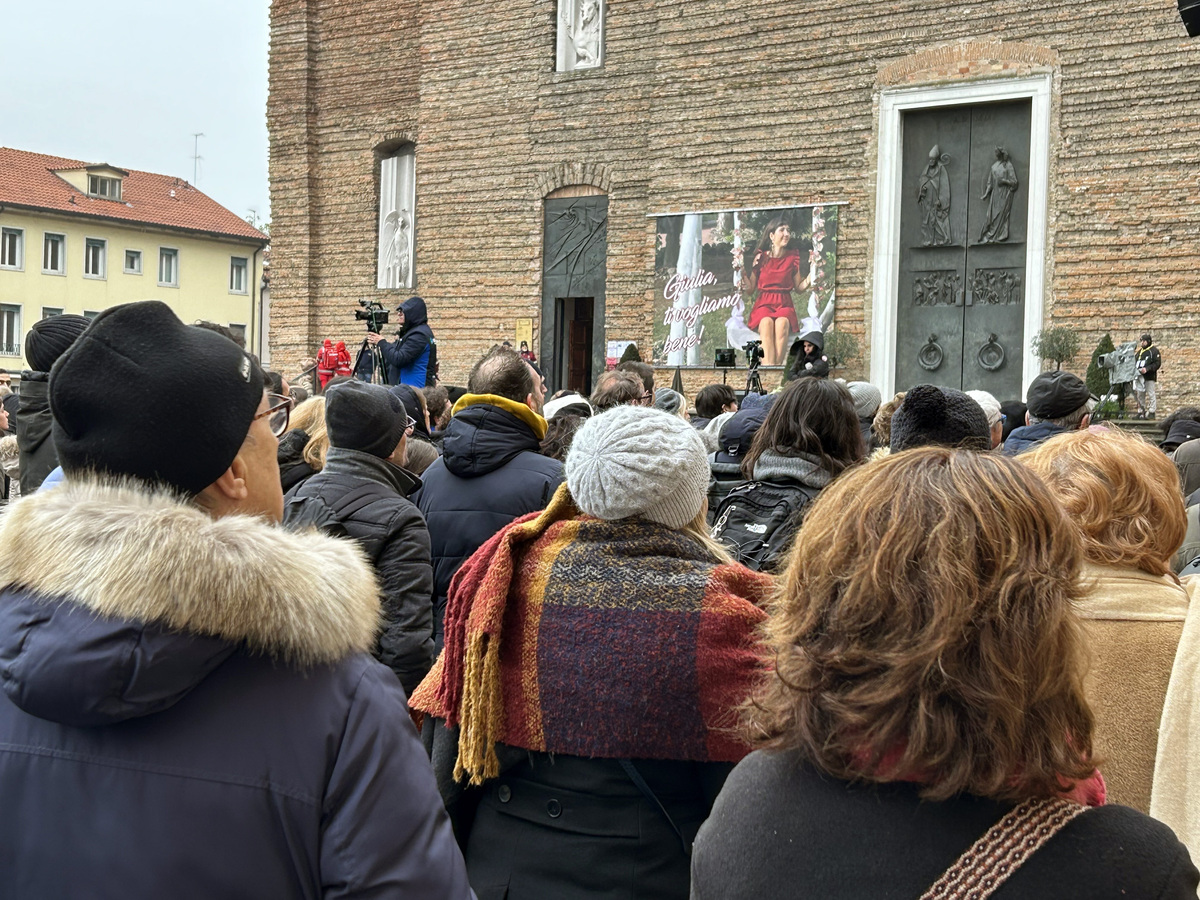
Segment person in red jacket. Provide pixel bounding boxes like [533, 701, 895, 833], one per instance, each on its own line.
[334, 341, 353, 378]
[316, 340, 336, 389]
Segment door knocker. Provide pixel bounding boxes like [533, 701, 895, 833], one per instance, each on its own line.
[977, 334, 1005, 372]
[918, 334, 944, 372]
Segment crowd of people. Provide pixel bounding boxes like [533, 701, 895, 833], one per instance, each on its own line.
[2, 302, 1200, 898]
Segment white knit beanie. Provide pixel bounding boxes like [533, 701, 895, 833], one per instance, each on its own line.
[566, 405, 711, 529]
[965, 389, 1003, 427]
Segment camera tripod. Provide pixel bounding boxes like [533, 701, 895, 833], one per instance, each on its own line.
[745, 362, 765, 396]
[353, 334, 389, 386]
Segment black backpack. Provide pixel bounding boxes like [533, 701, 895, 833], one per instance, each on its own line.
[426, 339, 440, 386]
[710, 480, 819, 572]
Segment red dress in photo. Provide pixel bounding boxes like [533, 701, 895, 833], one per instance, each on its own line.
[747, 250, 801, 331]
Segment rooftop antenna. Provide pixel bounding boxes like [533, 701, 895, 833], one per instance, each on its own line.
[191, 132, 205, 184]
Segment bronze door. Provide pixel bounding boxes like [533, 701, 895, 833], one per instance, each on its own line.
[895, 101, 1031, 399]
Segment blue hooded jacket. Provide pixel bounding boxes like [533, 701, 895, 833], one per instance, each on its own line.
[380, 295, 434, 387]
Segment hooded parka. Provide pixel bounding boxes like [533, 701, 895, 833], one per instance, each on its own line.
[0, 477, 470, 900]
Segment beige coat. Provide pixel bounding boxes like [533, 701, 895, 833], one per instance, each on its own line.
[1077, 564, 1193, 813]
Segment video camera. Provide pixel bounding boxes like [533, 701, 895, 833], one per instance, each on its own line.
[744, 340, 764, 370]
[355, 299, 390, 334]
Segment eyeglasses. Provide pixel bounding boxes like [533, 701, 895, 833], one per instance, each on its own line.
[254, 393, 292, 437]
[404, 415, 416, 435]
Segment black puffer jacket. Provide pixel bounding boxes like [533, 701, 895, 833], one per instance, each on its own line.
[415, 396, 563, 644]
[15, 371, 56, 494]
[284, 447, 435, 694]
[276, 429, 317, 493]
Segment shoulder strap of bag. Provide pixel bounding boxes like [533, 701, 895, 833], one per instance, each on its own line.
[919, 797, 1088, 900]
[619, 759, 692, 857]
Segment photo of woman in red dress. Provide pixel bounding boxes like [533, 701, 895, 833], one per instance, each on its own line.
[741, 217, 812, 366]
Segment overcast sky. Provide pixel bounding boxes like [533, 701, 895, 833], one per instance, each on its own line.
[2, 0, 271, 227]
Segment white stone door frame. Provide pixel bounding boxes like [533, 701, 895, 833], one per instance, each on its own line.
[870, 75, 1052, 398]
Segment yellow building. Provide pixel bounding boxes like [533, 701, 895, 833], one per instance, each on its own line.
[0, 147, 268, 371]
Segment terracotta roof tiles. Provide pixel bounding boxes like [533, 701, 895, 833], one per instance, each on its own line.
[0, 147, 267, 243]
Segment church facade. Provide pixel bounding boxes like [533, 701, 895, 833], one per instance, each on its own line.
[267, 0, 1200, 405]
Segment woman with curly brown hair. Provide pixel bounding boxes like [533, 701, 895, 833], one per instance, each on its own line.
[692, 447, 1198, 899]
[1021, 428, 1195, 816]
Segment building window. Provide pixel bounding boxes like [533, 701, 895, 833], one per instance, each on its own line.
[42, 233, 65, 274]
[158, 248, 178, 287]
[124, 249, 142, 274]
[87, 174, 122, 201]
[0, 304, 21, 356]
[556, 0, 604, 72]
[83, 310, 101, 321]
[377, 145, 415, 290]
[1, 228, 24, 270]
[229, 256, 248, 294]
[229, 323, 247, 346]
[84, 238, 107, 278]
[41, 307, 63, 319]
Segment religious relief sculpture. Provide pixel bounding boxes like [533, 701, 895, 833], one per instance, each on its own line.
[380, 210, 411, 290]
[377, 147, 416, 290]
[969, 268, 1023, 305]
[978, 147, 1019, 243]
[912, 270, 961, 306]
[556, 0, 604, 72]
[916, 145, 953, 246]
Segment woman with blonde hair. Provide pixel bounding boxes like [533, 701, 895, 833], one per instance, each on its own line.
[412, 405, 772, 900]
[278, 396, 329, 491]
[692, 447, 1197, 898]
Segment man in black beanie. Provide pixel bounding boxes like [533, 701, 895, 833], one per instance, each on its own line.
[0, 301, 469, 898]
[283, 379, 436, 695]
[16, 313, 90, 494]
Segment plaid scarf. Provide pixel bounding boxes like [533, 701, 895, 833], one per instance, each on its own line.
[410, 484, 773, 785]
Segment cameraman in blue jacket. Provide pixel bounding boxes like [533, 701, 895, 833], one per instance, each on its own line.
[367, 295, 435, 387]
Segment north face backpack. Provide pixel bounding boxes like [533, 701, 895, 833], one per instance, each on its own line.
[710, 480, 819, 573]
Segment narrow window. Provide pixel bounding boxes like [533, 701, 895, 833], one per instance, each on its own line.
[0, 304, 21, 356]
[84, 238, 107, 278]
[158, 248, 178, 287]
[229, 256, 248, 294]
[377, 146, 416, 290]
[229, 323, 247, 345]
[41, 307, 63, 319]
[124, 249, 142, 274]
[42, 233, 65, 274]
[0, 228, 24, 269]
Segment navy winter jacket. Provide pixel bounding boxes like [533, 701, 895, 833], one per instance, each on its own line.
[379, 295, 434, 387]
[1002, 420, 1071, 455]
[414, 396, 563, 644]
[0, 477, 471, 900]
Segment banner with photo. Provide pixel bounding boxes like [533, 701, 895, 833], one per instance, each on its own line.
[652, 205, 838, 367]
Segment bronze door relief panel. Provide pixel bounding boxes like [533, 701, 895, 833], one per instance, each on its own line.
[895, 101, 1031, 399]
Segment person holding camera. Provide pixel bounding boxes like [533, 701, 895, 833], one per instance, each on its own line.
[1135, 332, 1162, 420]
[366, 295, 436, 387]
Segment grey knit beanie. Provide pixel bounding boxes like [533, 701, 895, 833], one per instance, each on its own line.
[566, 405, 710, 529]
[846, 382, 882, 420]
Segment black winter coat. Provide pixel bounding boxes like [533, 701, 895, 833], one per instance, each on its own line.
[466, 752, 731, 900]
[414, 397, 563, 644]
[277, 428, 318, 492]
[14, 371, 56, 494]
[692, 750, 1198, 900]
[0, 477, 470, 900]
[284, 447, 435, 694]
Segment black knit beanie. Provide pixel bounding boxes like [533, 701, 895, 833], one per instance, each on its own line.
[50, 300, 264, 494]
[25, 314, 91, 373]
[326, 381, 408, 458]
[890, 383, 991, 452]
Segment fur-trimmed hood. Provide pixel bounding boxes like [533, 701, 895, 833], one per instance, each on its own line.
[0, 477, 382, 725]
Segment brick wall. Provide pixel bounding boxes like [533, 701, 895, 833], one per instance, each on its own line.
[269, 0, 1200, 408]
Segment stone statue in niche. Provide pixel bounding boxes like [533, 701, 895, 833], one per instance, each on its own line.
[380, 209, 411, 290]
[557, 0, 603, 71]
[978, 147, 1019, 243]
[916, 145, 953, 246]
